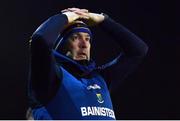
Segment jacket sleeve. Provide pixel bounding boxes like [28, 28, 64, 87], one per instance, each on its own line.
[28, 14, 68, 108]
[98, 15, 148, 91]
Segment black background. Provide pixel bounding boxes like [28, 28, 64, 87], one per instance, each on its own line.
[0, 0, 179, 119]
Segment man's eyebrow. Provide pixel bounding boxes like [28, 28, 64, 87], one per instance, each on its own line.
[86, 34, 90, 37]
[72, 33, 78, 36]
[73, 33, 90, 37]
[83, 33, 90, 37]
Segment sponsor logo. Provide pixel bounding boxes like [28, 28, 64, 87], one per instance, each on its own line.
[80, 106, 115, 119]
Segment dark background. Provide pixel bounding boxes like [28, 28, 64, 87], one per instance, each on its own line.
[0, 0, 179, 119]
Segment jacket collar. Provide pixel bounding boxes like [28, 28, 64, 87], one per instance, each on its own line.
[52, 50, 96, 75]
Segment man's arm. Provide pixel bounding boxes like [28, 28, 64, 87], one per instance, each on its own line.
[98, 15, 148, 91]
[28, 12, 82, 107]
[63, 8, 148, 91]
[99, 15, 148, 57]
[28, 10, 89, 119]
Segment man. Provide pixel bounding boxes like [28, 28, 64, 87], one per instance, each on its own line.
[27, 8, 148, 119]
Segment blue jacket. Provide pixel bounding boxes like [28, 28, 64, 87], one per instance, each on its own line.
[28, 13, 148, 119]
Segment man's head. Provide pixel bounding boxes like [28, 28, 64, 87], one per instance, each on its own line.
[65, 31, 91, 60]
[54, 21, 92, 61]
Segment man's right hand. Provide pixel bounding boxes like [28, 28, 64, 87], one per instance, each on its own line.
[62, 8, 89, 24]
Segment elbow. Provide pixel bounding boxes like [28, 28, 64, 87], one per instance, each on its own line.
[31, 33, 43, 41]
[30, 34, 43, 45]
[129, 42, 149, 58]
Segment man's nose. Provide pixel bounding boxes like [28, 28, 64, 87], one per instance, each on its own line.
[79, 39, 88, 48]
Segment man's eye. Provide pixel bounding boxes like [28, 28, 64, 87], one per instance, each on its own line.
[72, 35, 78, 40]
[85, 38, 90, 41]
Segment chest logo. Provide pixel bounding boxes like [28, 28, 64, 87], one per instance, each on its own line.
[87, 84, 101, 90]
[96, 93, 104, 103]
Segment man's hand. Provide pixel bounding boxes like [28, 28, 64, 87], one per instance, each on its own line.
[87, 12, 105, 26]
[62, 7, 105, 26]
[62, 8, 90, 24]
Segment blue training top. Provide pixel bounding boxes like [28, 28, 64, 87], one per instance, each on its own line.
[28, 13, 148, 120]
[46, 63, 115, 119]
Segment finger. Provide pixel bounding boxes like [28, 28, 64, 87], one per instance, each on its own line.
[67, 8, 81, 11]
[68, 8, 88, 13]
[79, 15, 89, 19]
[74, 11, 89, 18]
[80, 9, 89, 13]
[61, 9, 69, 13]
[73, 11, 89, 19]
[61, 8, 79, 13]
[74, 11, 88, 16]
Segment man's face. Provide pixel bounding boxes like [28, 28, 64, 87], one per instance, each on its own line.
[66, 32, 91, 61]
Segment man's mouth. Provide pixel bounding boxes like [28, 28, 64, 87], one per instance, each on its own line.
[79, 52, 86, 55]
[77, 52, 88, 59]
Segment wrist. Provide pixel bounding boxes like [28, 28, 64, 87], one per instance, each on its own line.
[100, 13, 109, 20]
[89, 13, 105, 23]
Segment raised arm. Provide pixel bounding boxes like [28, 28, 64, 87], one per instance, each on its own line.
[28, 11, 85, 108]
[63, 8, 148, 91]
[98, 15, 148, 91]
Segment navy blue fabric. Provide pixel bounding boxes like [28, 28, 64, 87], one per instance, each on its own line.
[32, 107, 52, 120]
[28, 13, 148, 119]
[45, 65, 115, 119]
[53, 50, 96, 74]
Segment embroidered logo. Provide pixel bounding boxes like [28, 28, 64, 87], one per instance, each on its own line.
[87, 84, 101, 90]
[96, 93, 104, 103]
